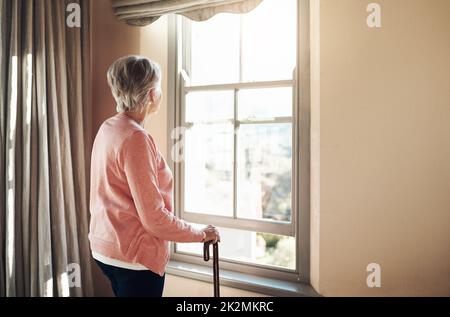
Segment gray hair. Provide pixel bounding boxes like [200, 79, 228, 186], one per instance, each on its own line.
[107, 55, 161, 113]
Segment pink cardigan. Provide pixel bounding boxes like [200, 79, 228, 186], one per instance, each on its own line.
[89, 113, 204, 276]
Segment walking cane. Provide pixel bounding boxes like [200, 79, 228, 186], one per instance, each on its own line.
[203, 241, 220, 297]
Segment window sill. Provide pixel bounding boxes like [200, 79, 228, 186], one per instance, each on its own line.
[166, 260, 320, 297]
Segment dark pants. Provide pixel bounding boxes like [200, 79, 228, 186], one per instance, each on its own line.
[95, 260, 165, 297]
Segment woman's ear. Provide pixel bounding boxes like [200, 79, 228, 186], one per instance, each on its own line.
[148, 88, 156, 104]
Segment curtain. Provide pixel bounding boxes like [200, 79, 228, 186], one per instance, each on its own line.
[112, 0, 263, 26]
[0, 0, 94, 297]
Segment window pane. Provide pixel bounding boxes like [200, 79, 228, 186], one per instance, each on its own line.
[238, 87, 293, 120]
[185, 90, 234, 123]
[184, 124, 234, 216]
[237, 124, 292, 222]
[241, 0, 297, 82]
[177, 224, 296, 270]
[190, 14, 240, 85]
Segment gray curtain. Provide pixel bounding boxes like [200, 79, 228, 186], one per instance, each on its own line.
[112, 0, 263, 26]
[0, 0, 94, 297]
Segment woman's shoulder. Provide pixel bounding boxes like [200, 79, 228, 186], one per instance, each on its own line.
[121, 129, 160, 158]
[102, 114, 151, 145]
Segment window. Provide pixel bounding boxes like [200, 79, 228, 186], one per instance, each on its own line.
[168, 0, 308, 282]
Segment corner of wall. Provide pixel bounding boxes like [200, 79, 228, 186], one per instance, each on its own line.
[309, 0, 321, 295]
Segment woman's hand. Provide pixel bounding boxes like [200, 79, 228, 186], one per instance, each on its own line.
[201, 225, 221, 244]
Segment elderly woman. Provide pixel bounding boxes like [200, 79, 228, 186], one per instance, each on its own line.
[89, 56, 220, 297]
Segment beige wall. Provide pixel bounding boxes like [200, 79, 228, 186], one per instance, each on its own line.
[140, 17, 170, 158]
[163, 275, 269, 297]
[91, 0, 141, 136]
[311, 0, 450, 296]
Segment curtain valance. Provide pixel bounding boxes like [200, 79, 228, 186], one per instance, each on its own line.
[112, 0, 263, 26]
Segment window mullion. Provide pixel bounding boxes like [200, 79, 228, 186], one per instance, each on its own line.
[232, 13, 243, 221]
[183, 212, 294, 236]
[184, 80, 294, 92]
[233, 89, 238, 220]
[239, 15, 244, 83]
[234, 14, 243, 221]
[183, 18, 192, 77]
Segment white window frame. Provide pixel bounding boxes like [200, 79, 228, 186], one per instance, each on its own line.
[167, 0, 310, 284]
